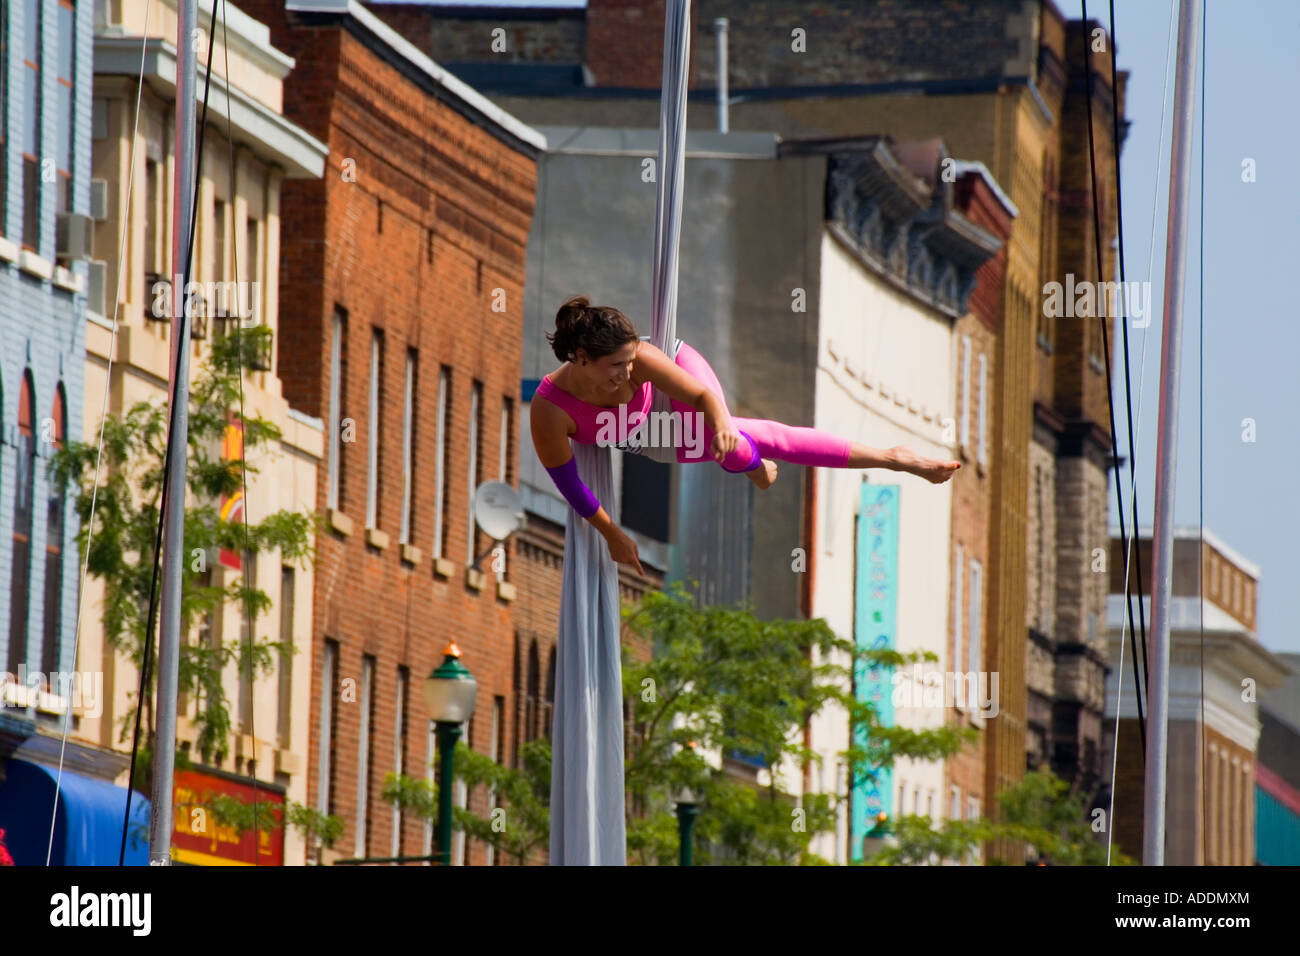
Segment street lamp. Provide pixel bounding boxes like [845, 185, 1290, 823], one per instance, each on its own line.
[674, 782, 701, 866]
[861, 811, 891, 860]
[675, 740, 702, 866]
[424, 642, 477, 866]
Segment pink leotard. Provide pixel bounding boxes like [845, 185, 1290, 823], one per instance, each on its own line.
[534, 341, 851, 472]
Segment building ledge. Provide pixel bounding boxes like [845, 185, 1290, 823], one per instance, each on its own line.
[401, 543, 423, 566]
[53, 264, 84, 293]
[433, 557, 454, 579]
[497, 580, 516, 602]
[366, 527, 389, 550]
[329, 508, 353, 536]
[465, 567, 486, 591]
[19, 249, 54, 280]
[0, 235, 19, 262]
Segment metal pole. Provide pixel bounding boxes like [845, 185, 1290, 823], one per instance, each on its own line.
[436, 722, 461, 866]
[149, 0, 198, 865]
[1143, 0, 1200, 867]
[713, 18, 728, 133]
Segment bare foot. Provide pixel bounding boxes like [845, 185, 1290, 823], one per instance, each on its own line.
[889, 446, 961, 485]
[745, 458, 779, 490]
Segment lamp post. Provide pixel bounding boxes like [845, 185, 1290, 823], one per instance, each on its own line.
[423, 642, 477, 867]
[861, 811, 891, 861]
[675, 783, 700, 866]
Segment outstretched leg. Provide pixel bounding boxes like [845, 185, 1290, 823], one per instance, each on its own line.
[669, 341, 960, 484]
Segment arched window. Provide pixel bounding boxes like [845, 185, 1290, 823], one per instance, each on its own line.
[511, 632, 521, 767]
[41, 385, 67, 675]
[543, 646, 556, 740]
[8, 372, 36, 675]
[525, 640, 539, 742]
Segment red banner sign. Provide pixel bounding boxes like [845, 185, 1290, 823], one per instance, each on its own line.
[172, 768, 285, 866]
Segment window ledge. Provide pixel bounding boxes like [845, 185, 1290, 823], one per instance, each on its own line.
[400, 543, 423, 566]
[0, 236, 18, 262]
[19, 249, 54, 280]
[275, 750, 303, 775]
[433, 557, 455, 579]
[465, 567, 486, 591]
[87, 309, 115, 330]
[53, 264, 84, 293]
[497, 581, 516, 603]
[366, 527, 390, 550]
[328, 508, 354, 537]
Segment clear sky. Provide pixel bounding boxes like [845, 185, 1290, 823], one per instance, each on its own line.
[379, 0, 1298, 652]
[1112, 0, 1299, 654]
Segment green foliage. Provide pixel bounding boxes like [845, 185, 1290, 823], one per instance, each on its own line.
[866, 769, 1136, 866]
[50, 325, 337, 850]
[384, 581, 974, 865]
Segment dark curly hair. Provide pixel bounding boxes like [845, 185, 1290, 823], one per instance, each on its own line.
[545, 295, 639, 363]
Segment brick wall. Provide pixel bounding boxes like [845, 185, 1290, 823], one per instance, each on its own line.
[368, 2, 586, 65]
[242, 0, 540, 864]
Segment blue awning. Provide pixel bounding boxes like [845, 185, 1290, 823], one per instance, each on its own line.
[0, 758, 151, 865]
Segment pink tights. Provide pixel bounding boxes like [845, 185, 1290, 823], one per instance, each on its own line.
[670, 342, 852, 471]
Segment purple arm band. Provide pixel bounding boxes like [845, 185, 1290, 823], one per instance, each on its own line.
[545, 457, 601, 518]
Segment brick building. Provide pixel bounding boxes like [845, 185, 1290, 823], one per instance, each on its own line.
[1105, 527, 1289, 865]
[371, 0, 1131, 857]
[239, 0, 549, 864]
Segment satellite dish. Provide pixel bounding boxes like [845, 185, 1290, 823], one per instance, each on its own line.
[474, 481, 524, 541]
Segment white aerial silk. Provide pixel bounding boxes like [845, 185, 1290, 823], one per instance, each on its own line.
[548, 0, 692, 865]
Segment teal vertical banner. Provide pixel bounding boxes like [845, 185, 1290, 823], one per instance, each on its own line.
[850, 483, 900, 862]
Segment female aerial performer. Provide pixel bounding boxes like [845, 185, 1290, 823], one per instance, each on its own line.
[532, 295, 961, 576]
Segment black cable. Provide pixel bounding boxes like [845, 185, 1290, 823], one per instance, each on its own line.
[1082, 1, 1145, 757]
[219, 0, 263, 859]
[120, 0, 222, 864]
[1106, 0, 1152, 715]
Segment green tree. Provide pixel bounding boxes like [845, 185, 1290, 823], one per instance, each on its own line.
[865, 769, 1135, 865]
[384, 581, 976, 865]
[51, 326, 340, 857]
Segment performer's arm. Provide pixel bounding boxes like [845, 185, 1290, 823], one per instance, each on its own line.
[632, 341, 741, 460]
[532, 398, 645, 574]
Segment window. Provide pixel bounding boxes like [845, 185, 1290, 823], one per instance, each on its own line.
[525, 640, 539, 742]
[432, 367, 450, 560]
[7, 372, 36, 674]
[277, 566, 294, 748]
[55, 0, 73, 216]
[952, 544, 964, 684]
[317, 640, 338, 817]
[238, 550, 257, 733]
[399, 349, 416, 545]
[467, 381, 482, 564]
[326, 308, 346, 511]
[543, 646, 556, 739]
[392, 666, 408, 858]
[926, 790, 935, 820]
[976, 353, 988, 466]
[959, 336, 972, 450]
[968, 560, 983, 674]
[212, 199, 227, 284]
[41, 385, 67, 674]
[356, 654, 375, 857]
[144, 159, 162, 296]
[244, 217, 261, 324]
[486, 695, 505, 865]
[22, 0, 41, 248]
[897, 780, 906, 816]
[949, 785, 961, 821]
[493, 397, 512, 577]
[366, 330, 383, 529]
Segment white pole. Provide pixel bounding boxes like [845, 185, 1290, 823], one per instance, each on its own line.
[714, 18, 728, 133]
[1143, 0, 1200, 866]
[149, 0, 198, 864]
